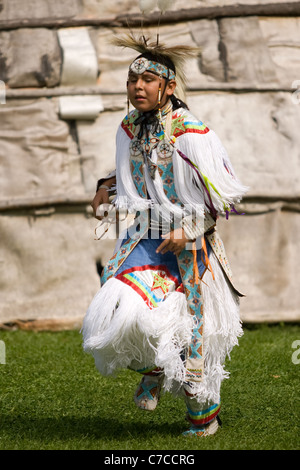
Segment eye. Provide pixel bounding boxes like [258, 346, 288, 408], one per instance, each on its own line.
[128, 74, 138, 83]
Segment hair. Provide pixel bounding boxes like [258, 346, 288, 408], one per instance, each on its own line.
[170, 94, 189, 111]
[111, 33, 199, 104]
[134, 52, 189, 110]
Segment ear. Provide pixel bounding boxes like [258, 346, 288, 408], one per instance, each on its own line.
[166, 79, 176, 96]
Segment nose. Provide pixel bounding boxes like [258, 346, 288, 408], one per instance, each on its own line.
[135, 77, 143, 89]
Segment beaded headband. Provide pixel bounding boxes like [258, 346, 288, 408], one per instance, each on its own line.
[129, 57, 176, 80]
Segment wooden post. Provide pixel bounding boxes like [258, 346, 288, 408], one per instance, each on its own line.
[0, 2, 300, 30]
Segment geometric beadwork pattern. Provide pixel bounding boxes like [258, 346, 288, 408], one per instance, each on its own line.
[206, 231, 232, 281]
[157, 160, 183, 207]
[186, 402, 221, 426]
[131, 158, 146, 197]
[100, 221, 149, 285]
[121, 110, 140, 140]
[171, 112, 210, 139]
[116, 265, 179, 309]
[177, 249, 204, 382]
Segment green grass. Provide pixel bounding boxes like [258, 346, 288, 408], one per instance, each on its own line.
[0, 324, 299, 450]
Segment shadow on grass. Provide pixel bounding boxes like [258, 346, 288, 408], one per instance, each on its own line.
[0, 412, 184, 447]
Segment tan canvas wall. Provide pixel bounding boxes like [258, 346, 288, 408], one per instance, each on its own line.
[0, 0, 299, 327]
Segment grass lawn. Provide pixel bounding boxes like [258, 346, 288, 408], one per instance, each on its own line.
[0, 323, 299, 450]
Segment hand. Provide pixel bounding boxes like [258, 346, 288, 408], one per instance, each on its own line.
[91, 188, 110, 220]
[156, 228, 193, 256]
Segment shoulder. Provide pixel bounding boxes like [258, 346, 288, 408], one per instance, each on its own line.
[171, 108, 210, 139]
[120, 109, 141, 140]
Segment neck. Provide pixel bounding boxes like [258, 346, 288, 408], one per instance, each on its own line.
[151, 99, 172, 117]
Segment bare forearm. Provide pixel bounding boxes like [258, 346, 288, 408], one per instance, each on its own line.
[91, 176, 116, 219]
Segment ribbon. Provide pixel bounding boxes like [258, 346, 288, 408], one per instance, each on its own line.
[201, 236, 215, 281]
[134, 110, 162, 140]
[225, 204, 245, 220]
[175, 148, 218, 220]
[192, 241, 200, 286]
[174, 147, 245, 222]
[192, 237, 215, 286]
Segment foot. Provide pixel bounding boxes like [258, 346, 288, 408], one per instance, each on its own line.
[134, 374, 163, 411]
[182, 417, 219, 437]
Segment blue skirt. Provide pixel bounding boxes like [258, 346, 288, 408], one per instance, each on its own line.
[114, 233, 210, 309]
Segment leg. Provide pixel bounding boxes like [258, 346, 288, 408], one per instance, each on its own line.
[182, 385, 221, 437]
[133, 366, 164, 411]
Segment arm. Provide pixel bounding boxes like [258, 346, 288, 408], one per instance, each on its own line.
[91, 175, 116, 220]
[156, 228, 193, 256]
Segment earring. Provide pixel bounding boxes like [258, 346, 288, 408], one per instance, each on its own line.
[158, 79, 162, 122]
[126, 84, 130, 122]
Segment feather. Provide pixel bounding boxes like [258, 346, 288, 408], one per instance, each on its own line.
[111, 33, 200, 102]
[112, 35, 196, 71]
[111, 34, 198, 64]
[158, 0, 173, 13]
[139, 0, 157, 14]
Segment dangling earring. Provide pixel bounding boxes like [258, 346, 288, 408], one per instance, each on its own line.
[158, 78, 162, 122]
[126, 82, 130, 122]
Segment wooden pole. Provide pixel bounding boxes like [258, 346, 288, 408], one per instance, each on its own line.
[0, 2, 299, 31]
[0, 194, 93, 212]
[4, 84, 294, 101]
[0, 195, 299, 213]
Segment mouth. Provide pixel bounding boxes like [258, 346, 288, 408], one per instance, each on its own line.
[135, 95, 146, 101]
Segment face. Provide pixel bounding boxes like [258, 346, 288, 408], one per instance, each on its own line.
[127, 71, 176, 113]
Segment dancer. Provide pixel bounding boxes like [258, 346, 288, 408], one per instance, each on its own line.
[82, 35, 247, 437]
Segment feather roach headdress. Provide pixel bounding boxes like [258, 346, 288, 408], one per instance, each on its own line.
[112, 0, 199, 113]
[112, 34, 199, 102]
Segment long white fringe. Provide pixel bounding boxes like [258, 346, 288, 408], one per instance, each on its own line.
[114, 124, 153, 213]
[114, 111, 248, 219]
[172, 113, 249, 215]
[82, 251, 243, 405]
[82, 277, 192, 381]
[187, 253, 243, 404]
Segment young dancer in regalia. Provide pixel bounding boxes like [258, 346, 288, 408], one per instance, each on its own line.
[82, 33, 247, 437]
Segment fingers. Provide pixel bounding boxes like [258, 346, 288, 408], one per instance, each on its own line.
[91, 188, 110, 218]
[156, 238, 183, 256]
[173, 246, 183, 256]
[156, 239, 171, 255]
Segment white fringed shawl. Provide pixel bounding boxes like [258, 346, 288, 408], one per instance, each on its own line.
[114, 125, 153, 213]
[114, 108, 248, 219]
